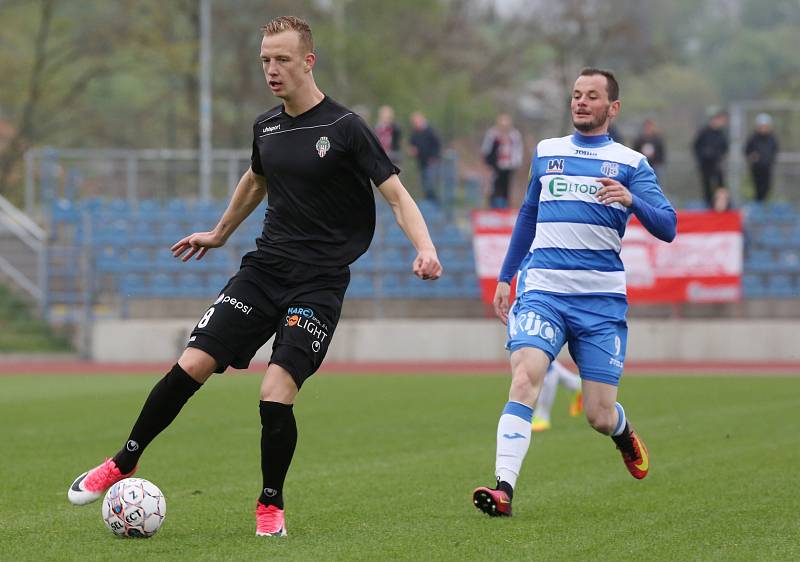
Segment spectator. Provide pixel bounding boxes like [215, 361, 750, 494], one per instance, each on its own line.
[693, 110, 729, 208]
[481, 113, 524, 209]
[745, 113, 779, 203]
[632, 118, 666, 180]
[375, 105, 403, 166]
[408, 111, 442, 204]
[713, 186, 733, 212]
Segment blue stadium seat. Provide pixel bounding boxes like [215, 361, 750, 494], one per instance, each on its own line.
[351, 250, 376, 273]
[103, 198, 133, 219]
[164, 198, 189, 218]
[125, 247, 152, 273]
[160, 223, 184, 245]
[119, 273, 148, 297]
[130, 220, 161, 246]
[776, 250, 800, 273]
[766, 202, 796, 225]
[207, 273, 230, 294]
[765, 274, 797, 298]
[380, 272, 409, 298]
[51, 199, 80, 224]
[154, 251, 182, 273]
[95, 248, 124, 273]
[148, 273, 174, 298]
[744, 249, 774, 273]
[346, 273, 374, 299]
[178, 272, 207, 298]
[759, 225, 785, 249]
[378, 247, 407, 272]
[136, 199, 161, 219]
[92, 221, 129, 248]
[741, 273, 765, 299]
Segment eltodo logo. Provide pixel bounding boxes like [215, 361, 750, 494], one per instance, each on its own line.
[316, 136, 331, 157]
[548, 176, 599, 198]
[600, 161, 619, 177]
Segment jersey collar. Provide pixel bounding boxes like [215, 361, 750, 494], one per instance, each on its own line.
[571, 131, 614, 148]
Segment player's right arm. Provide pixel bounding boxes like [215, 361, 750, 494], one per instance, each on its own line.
[171, 168, 267, 261]
[493, 150, 542, 323]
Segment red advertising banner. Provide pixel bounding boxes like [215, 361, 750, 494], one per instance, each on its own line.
[471, 209, 743, 305]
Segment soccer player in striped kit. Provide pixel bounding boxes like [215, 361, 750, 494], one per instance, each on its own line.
[473, 68, 676, 517]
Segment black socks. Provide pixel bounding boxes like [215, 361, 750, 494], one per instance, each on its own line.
[112, 363, 202, 474]
[611, 422, 634, 454]
[258, 401, 297, 509]
[497, 479, 514, 500]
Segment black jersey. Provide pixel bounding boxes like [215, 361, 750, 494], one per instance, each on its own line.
[250, 96, 400, 267]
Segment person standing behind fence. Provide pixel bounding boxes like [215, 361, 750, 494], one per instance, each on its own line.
[481, 113, 524, 209]
[633, 118, 666, 182]
[693, 110, 729, 208]
[375, 105, 403, 166]
[409, 111, 442, 204]
[745, 113, 779, 203]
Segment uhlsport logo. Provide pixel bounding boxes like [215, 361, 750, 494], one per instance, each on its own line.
[126, 440, 139, 452]
[600, 161, 619, 177]
[316, 136, 331, 157]
[262, 123, 280, 133]
[548, 176, 600, 198]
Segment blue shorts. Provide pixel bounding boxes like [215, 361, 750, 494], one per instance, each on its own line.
[506, 291, 628, 386]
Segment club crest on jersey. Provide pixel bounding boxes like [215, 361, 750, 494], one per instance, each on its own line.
[316, 136, 331, 158]
[600, 161, 619, 177]
[546, 159, 564, 173]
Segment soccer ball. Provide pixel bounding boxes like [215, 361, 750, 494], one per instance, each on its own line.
[101, 477, 166, 538]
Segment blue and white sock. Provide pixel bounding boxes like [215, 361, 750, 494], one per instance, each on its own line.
[612, 402, 627, 436]
[495, 401, 533, 489]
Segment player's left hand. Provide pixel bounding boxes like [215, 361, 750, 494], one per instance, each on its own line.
[596, 177, 633, 207]
[413, 248, 442, 280]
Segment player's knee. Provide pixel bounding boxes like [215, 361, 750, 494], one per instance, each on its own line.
[584, 405, 615, 434]
[260, 364, 299, 403]
[508, 368, 537, 404]
[177, 348, 217, 383]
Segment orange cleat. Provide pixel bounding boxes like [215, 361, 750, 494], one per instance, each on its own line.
[568, 390, 583, 417]
[615, 426, 650, 479]
[472, 486, 512, 517]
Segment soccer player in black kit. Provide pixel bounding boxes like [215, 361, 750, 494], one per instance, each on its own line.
[67, 16, 442, 537]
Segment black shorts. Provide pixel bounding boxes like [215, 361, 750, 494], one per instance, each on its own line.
[187, 251, 349, 389]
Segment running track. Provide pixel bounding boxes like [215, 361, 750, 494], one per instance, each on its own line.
[0, 360, 798, 375]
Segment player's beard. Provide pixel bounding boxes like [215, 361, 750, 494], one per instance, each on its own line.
[573, 106, 610, 133]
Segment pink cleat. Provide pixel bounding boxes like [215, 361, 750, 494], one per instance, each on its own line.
[256, 502, 287, 537]
[67, 458, 137, 505]
[472, 486, 512, 517]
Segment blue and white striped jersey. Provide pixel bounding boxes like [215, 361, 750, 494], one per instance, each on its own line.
[499, 131, 676, 298]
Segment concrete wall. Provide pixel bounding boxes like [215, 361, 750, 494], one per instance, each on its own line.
[91, 318, 800, 363]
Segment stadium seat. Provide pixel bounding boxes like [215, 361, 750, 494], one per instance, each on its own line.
[149, 273, 174, 298]
[765, 274, 797, 298]
[379, 272, 409, 298]
[346, 273, 374, 299]
[51, 199, 80, 224]
[744, 249, 774, 274]
[741, 273, 765, 299]
[119, 273, 148, 297]
[378, 247, 407, 272]
[92, 221, 129, 248]
[765, 202, 796, 225]
[178, 272, 207, 298]
[759, 225, 785, 249]
[136, 199, 161, 219]
[130, 220, 161, 246]
[776, 250, 800, 273]
[164, 198, 189, 218]
[351, 250, 376, 273]
[125, 247, 152, 273]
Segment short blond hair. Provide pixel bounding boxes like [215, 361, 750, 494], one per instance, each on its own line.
[261, 16, 314, 54]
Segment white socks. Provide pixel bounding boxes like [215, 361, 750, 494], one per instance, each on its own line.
[495, 401, 533, 488]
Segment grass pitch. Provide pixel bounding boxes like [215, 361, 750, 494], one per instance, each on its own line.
[1, 372, 798, 561]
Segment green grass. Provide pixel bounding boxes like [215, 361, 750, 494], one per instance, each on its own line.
[1, 373, 798, 561]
